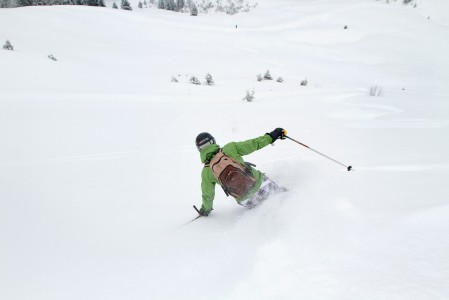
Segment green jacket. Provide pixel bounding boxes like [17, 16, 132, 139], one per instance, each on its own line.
[199, 134, 273, 212]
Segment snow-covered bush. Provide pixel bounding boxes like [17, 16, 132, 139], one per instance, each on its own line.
[242, 89, 255, 102]
[204, 73, 214, 85]
[3, 40, 14, 51]
[264, 70, 272, 80]
[171, 76, 179, 82]
[112, 2, 118, 8]
[190, 76, 201, 85]
[300, 78, 308, 86]
[277, 77, 283, 83]
[48, 54, 57, 61]
[368, 84, 383, 96]
[138, 1, 143, 8]
[256, 74, 263, 82]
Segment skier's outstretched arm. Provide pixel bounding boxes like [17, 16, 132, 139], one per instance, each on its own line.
[225, 128, 286, 157]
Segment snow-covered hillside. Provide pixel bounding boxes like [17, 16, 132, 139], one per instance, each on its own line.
[1, 1, 449, 299]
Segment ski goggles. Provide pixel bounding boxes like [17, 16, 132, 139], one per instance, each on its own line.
[197, 139, 215, 151]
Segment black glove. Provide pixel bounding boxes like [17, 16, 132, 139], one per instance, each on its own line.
[199, 206, 211, 217]
[267, 128, 287, 143]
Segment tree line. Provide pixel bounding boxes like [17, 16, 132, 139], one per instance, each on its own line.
[1, 0, 105, 7]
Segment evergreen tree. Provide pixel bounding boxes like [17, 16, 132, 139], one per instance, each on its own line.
[157, 0, 165, 9]
[138, 1, 142, 8]
[205, 73, 214, 85]
[0, 0, 12, 8]
[121, 0, 132, 10]
[112, 1, 118, 8]
[3, 40, 14, 51]
[98, 0, 105, 7]
[165, 0, 172, 10]
[242, 89, 255, 102]
[190, 2, 198, 15]
[264, 70, 272, 80]
[190, 76, 201, 85]
[16, 0, 33, 6]
[176, 0, 184, 11]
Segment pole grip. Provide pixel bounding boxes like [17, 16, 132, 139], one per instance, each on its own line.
[193, 205, 201, 215]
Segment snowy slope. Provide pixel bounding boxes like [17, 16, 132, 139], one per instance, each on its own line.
[1, 1, 449, 299]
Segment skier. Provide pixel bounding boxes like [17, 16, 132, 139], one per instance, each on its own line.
[195, 128, 288, 216]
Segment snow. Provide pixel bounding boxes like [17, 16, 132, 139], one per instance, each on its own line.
[1, 0, 449, 299]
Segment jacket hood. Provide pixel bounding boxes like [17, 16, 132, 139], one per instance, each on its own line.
[200, 144, 220, 163]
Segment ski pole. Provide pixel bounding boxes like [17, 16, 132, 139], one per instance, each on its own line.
[193, 205, 202, 215]
[181, 206, 203, 226]
[285, 135, 353, 171]
[183, 215, 202, 225]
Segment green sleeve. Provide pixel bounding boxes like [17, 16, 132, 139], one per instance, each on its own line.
[201, 167, 217, 212]
[223, 134, 273, 158]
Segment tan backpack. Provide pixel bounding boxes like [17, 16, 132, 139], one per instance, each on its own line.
[207, 149, 256, 198]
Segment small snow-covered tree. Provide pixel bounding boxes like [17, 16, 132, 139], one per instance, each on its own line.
[0, 0, 12, 8]
[3, 40, 13, 51]
[368, 84, 383, 96]
[277, 77, 283, 83]
[199, 0, 214, 13]
[16, 0, 32, 6]
[190, 76, 201, 85]
[48, 54, 57, 61]
[190, 2, 198, 15]
[264, 70, 272, 80]
[300, 78, 308, 86]
[165, 0, 176, 10]
[204, 73, 214, 85]
[158, 0, 165, 8]
[121, 0, 132, 9]
[171, 76, 179, 82]
[256, 74, 263, 82]
[242, 89, 255, 102]
[176, 0, 184, 11]
[138, 1, 142, 8]
[112, 1, 118, 8]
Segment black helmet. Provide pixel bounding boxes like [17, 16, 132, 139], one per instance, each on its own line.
[195, 132, 216, 151]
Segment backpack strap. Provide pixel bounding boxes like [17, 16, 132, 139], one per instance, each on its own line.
[203, 149, 230, 197]
[204, 148, 222, 167]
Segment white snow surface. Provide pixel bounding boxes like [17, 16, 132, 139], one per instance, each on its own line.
[1, 1, 449, 299]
